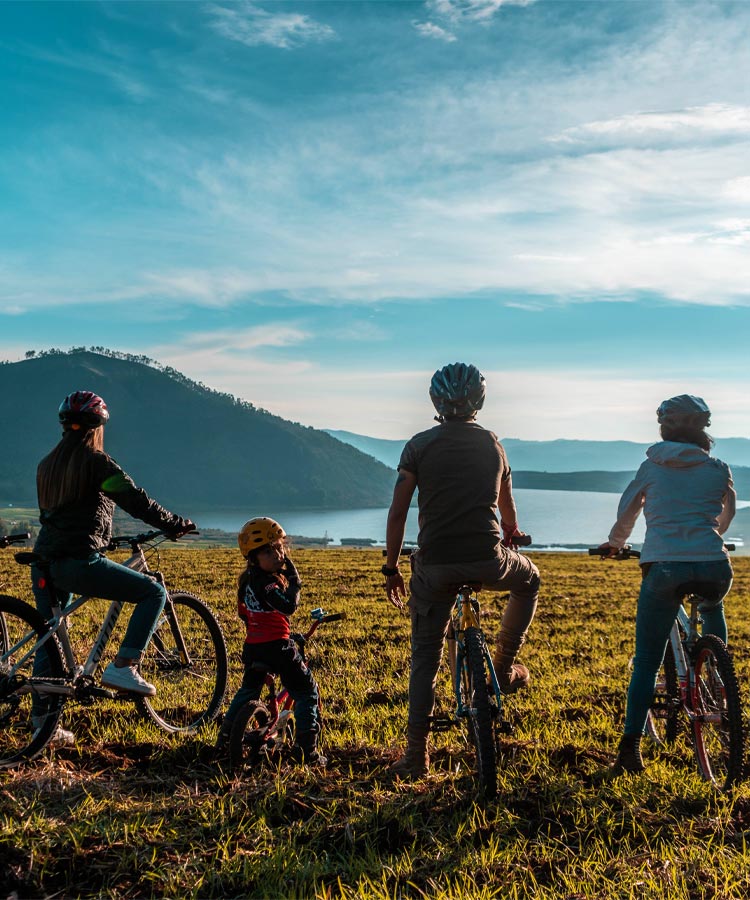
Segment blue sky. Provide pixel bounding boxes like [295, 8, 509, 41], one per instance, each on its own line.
[2, 0, 750, 441]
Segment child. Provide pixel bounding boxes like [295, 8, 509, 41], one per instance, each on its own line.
[215, 517, 326, 766]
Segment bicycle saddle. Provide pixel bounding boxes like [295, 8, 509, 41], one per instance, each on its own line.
[14, 551, 45, 567]
[676, 581, 724, 604]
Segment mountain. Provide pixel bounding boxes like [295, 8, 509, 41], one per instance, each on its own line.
[0, 350, 395, 512]
[326, 430, 750, 474]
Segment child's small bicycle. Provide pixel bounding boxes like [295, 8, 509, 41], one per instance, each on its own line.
[590, 544, 744, 791]
[228, 608, 344, 770]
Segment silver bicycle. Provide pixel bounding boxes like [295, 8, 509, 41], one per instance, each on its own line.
[0, 529, 228, 768]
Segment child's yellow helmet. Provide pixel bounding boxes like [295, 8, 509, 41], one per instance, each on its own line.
[238, 517, 286, 558]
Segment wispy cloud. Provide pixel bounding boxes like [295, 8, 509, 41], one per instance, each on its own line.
[552, 104, 750, 146]
[206, 2, 335, 50]
[413, 21, 457, 42]
[428, 0, 535, 24]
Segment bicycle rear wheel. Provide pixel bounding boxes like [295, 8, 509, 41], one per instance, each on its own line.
[462, 626, 497, 799]
[137, 591, 228, 733]
[646, 641, 680, 745]
[690, 635, 744, 791]
[0, 595, 65, 768]
[228, 700, 272, 771]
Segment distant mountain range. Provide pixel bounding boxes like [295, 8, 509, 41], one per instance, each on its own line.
[0, 350, 395, 512]
[326, 429, 750, 499]
[325, 429, 750, 472]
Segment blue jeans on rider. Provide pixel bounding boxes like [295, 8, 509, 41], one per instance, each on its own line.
[223, 640, 320, 744]
[31, 554, 167, 659]
[624, 558, 733, 737]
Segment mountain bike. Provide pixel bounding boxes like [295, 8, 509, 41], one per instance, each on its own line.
[589, 545, 744, 791]
[228, 608, 344, 771]
[0, 529, 228, 768]
[391, 539, 532, 799]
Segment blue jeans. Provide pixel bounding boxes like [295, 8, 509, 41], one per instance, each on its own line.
[31, 553, 167, 659]
[624, 559, 733, 737]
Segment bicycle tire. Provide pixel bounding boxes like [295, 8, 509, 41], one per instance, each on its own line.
[0, 594, 65, 768]
[462, 626, 497, 798]
[690, 635, 744, 791]
[646, 640, 680, 745]
[228, 700, 272, 771]
[137, 591, 228, 733]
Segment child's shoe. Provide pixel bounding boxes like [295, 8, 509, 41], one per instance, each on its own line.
[611, 734, 645, 774]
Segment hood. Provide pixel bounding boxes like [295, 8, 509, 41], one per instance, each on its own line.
[646, 440, 710, 468]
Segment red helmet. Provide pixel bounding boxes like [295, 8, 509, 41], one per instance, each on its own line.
[58, 391, 109, 429]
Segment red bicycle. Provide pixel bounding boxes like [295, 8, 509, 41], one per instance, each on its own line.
[228, 608, 344, 770]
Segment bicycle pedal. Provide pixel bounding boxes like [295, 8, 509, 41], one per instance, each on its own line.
[498, 719, 514, 735]
[429, 717, 455, 732]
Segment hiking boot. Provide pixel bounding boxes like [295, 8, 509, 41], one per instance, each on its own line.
[390, 747, 429, 779]
[496, 662, 530, 694]
[101, 662, 156, 696]
[290, 744, 328, 768]
[611, 734, 645, 774]
[390, 724, 430, 779]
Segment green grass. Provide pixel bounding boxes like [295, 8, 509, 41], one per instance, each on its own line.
[2, 548, 750, 898]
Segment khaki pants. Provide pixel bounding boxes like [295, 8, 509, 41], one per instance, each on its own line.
[406, 550, 540, 730]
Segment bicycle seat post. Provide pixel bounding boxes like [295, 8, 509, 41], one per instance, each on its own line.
[686, 596, 703, 647]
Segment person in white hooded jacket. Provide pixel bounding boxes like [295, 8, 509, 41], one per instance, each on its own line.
[599, 394, 736, 775]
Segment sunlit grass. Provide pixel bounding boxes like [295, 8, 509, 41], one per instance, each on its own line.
[2, 548, 750, 897]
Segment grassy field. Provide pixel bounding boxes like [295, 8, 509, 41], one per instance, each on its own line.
[2, 547, 750, 898]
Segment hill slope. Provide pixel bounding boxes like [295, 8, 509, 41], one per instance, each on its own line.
[0, 351, 395, 511]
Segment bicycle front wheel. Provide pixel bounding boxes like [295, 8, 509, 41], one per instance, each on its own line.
[0, 595, 65, 768]
[646, 641, 680, 746]
[462, 626, 497, 799]
[229, 700, 272, 772]
[137, 591, 228, 733]
[690, 635, 744, 791]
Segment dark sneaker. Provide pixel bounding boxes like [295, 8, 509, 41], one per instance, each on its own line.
[611, 736, 645, 774]
[290, 745, 328, 767]
[497, 663, 530, 694]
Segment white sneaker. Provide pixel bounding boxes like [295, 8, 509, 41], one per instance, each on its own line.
[101, 662, 156, 696]
[32, 717, 75, 745]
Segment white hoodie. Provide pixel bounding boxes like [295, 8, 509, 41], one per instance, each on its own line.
[608, 441, 736, 564]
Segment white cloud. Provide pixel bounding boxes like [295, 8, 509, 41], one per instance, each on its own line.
[206, 2, 335, 50]
[413, 21, 457, 42]
[552, 104, 750, 146]
[428, 0, 534, 24]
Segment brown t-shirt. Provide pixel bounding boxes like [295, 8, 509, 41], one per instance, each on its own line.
[398, 420, 511, 564]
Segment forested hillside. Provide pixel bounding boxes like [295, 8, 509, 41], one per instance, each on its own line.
[0, 350, 395, 510]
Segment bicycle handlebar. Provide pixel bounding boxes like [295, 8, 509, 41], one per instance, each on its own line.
[108, 527, 200, 550]
[0, 532, 31, 549]
[383, 534, 534, 558]
[589, 542, 735, 561]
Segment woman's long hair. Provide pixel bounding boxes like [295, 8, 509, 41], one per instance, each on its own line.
[37, 426, 105, 509]
[660, 415, 713, 452]
[237, 545, 288, 600]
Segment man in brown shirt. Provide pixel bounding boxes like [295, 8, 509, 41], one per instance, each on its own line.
[383, 362, 540, 778]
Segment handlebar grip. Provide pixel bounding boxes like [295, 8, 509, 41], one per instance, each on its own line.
[725, 543, 735, 552]
[322, 613, 345, 622]
[512, 534, 533, 547]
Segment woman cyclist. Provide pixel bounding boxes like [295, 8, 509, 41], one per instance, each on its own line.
[599, 394, 736, 774]
[32, 391, 193, 739]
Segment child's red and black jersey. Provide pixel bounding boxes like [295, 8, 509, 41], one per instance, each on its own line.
[237, 563, 301, 644]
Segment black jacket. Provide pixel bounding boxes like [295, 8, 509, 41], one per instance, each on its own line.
[34, 451, 185, 559]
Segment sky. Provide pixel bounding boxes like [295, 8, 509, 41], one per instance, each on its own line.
[1, 0, 750, 442]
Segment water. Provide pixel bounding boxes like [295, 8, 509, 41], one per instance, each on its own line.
[195, 488, 650, 547]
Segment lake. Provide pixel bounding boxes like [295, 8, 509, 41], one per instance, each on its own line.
[196, 489, 750, 548]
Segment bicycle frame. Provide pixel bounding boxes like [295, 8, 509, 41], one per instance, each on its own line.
[445, 587, 503, 725]
[4, 538, 193, 698]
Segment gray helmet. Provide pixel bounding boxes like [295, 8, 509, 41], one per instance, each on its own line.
[429, 362, 485, 418]
[656, 394, 711, 425]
